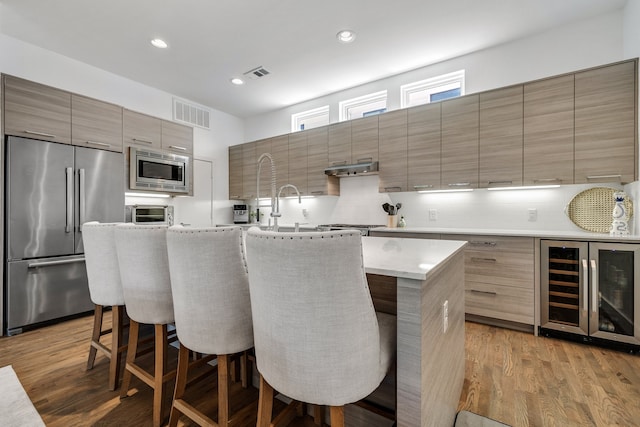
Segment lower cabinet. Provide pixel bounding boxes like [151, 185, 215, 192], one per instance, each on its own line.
[442, 234, 535, 328]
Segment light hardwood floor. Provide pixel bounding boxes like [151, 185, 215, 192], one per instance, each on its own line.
[0, 315, 638, 426]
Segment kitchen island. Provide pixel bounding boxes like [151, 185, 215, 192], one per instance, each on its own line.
[361, 236, 467, 427]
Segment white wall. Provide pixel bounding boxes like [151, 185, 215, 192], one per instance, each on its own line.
[0, 33, 245, 225]
[244, 10, 624, 142]
[623, 0, 640, 59]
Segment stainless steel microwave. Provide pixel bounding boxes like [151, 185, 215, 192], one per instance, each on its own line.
[129, 147, 190, 193]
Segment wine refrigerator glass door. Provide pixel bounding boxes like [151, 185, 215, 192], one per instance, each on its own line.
[541, 240, 589, 336]
[589, 242, 640, 345]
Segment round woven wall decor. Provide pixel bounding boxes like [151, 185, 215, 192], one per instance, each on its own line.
[565, 187, 634, 233]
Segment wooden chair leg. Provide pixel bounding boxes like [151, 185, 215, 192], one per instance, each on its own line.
[257, 374, 274, 427]
[218, 354, 230, 426]
[240, 350, 250, 389]
[120, 319, 140, 399]
[108, 305, 125, 391]
[87, 304, 103, 370]
[313, 405, 323, 425]
[153, 324, 169, 427]
[169, 344, 190, 427]
[329, 406, 345, 427]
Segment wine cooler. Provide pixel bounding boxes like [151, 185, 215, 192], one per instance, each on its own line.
[541, 240, 640, 347]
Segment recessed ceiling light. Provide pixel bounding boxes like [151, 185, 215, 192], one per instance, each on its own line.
[150, 38, 168, 49]
[336, 29, 356, 43]
[230, 78, 244, 85]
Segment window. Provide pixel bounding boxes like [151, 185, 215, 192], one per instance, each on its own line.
[291, 106, 330, 132]
[400, 70, 465, 108]
[339, 90, 387, 121]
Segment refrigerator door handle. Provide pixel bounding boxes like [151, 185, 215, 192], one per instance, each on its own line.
[590, 259, 597, 313]
[28, 257, 86, 268]
[65, 167, 73, 233]
[582, 259, 588, 312]
[79, 168, 86, 231]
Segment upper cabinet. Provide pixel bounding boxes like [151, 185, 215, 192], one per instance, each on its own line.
[71, 94, 123, 152]
[378, 110, 408, 193]
[307, 127, 339, 196]
[327, 121, 352, 166]
[574, 61, 637, 184]
[523, 75, 575, 186]
[271, 135, 289, 193]
[161, 120, 193, 155]
[3, 75, 72, 144]
[351, 116, 379, 164]
[123, 109, 162, 150]
[229, 145, 243, 200]
[441, 95, 479, 190]
[408, 103, 441, 191]
[288, 132, 308, 196]
[479, 86, 523, 188]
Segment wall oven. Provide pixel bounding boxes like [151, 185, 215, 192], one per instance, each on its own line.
[130, 147, 190, 194]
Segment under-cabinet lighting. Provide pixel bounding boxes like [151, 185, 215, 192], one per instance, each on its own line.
[418, 189, 474, 194]
[125, 192, 171, 198]
[487, 185, 560, 191]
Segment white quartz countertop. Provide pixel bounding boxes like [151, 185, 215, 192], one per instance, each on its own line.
[361, 236, 466, 281]
[371, 226, 640, 242]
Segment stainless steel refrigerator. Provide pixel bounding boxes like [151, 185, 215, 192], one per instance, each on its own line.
[4, 136, 124, 335]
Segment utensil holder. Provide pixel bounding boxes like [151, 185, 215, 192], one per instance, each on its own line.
[387, 215, 398, 228]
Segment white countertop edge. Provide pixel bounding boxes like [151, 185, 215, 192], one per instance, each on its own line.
[362, 236, 467, 281]
[372, 226, 640, 241]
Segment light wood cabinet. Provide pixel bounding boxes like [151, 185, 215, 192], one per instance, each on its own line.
[574, 61, 637, 184]
[242, 142, 257, 200]
[327, 121, 352, 166]
[228, 145, 243, 199]
[71, 94, 123, 152]
[288, 132, 308, 196]
[479, 86, 523, 188]
[442, 234, 535, 326]
[307, 127, 339, 196]
[441, 95, 479, 190]
[408, 103, 441, 191]
[351, 116, 379, 163]
[123, 109, 161, 149]
[3, 75, 72, 144]
[161, 120, 193, 155]
[254, 138, 272, 198]
[271, 135, 289, 194]
[378, 110, 408, 192]
[523, 75, 575, 185]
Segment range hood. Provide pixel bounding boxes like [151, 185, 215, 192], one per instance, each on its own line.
[324, 161, 379, 177]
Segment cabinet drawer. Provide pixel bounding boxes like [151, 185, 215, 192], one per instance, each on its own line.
[465, 282, 534, 324]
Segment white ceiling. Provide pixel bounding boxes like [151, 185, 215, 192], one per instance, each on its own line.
[0, 0, 628, 119]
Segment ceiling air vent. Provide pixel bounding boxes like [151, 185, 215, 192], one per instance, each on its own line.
[173, 98, 211, 130]
[244, 66, 271, 80]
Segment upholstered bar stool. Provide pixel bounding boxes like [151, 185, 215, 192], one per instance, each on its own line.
[115, 224, 175, 427]
[245, 228, 396, 427]
[166, 225, 254, 427]
[82, 221, 127, 391]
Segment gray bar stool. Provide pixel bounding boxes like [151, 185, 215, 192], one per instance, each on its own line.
[245, 228, 396, 427]
[82, 221, 127, 391]
[115, 224, 175, 427]
[166, 225, 254, 426]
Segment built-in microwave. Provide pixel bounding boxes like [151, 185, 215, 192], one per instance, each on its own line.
[129, 147, 190, 193]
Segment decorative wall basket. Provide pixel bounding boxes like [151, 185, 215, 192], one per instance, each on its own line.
[565, 187, 634, 233]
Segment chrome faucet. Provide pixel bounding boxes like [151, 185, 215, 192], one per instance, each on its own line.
[256, 153, 276, 229]
[274, 184, 302, 232]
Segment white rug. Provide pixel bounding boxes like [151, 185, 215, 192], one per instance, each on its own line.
[0, 365, 45, 427]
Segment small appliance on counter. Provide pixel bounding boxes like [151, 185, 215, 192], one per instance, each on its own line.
[233, 204, 250, 224]
[126, 205, 174, 225]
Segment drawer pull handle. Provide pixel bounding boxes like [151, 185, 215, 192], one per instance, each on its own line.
[356, 157, 373, 164]
[133, 137, 154, 145]
[586, 174, 621, 181]
[471, 257, 497, 263]
[330, 160, 347, 166]
[488, 180, 513, 186]
[384, 186, 402, 192]
[470, 289, 497, 296]
[25, 130, 56, 138]
[469, 241, 497, 247]
[413, 184, 434, 190]
[310, 191, 324, 195]
[533, 178, 562, 184]
[169, 145, 187, 151]
[448, 182, 470, 187]
[86, 140, 111, 148]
